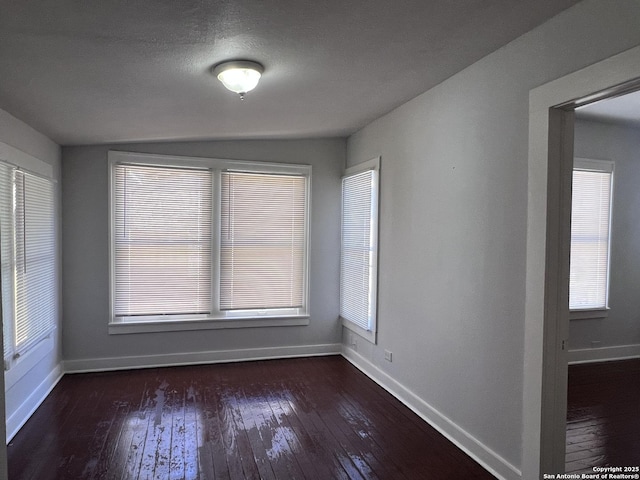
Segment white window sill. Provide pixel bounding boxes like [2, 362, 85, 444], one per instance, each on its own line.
[109, 315, 310, 335]
[570, 308, 609, 320]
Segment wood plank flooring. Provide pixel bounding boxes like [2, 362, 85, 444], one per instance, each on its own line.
[7, 356, 495, 479]
[566, 358, 640, 473]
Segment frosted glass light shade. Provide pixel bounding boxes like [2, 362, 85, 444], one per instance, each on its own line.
[212, 61, 264, 96]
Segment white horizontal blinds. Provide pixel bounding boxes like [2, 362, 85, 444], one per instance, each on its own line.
[14, 172, 56, 355]
[340, 169, 377, 330]
[569, 166, 612, 310]
[114, 164, 212, 317]
[220, 171, 306, 311]
[0, 164, 15, 359]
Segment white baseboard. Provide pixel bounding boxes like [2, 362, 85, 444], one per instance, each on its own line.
[6, 363, 63, 443]
[64, 343, 342, 373]
[341, 347, 521, 480]
[568, 343, 640, 364]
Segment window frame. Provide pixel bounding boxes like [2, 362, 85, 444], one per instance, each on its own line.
[0, 141, 57, 383]
[569, 157, 614, 320]
[340, 157, 380, 344]
[108, 150, 311, 334]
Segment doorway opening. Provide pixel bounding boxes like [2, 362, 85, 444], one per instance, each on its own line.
[565, 91, 640, 473]
[524, 44, 640, 480]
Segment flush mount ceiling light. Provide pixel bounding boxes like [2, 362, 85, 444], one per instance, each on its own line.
[211, 60, 264, 99]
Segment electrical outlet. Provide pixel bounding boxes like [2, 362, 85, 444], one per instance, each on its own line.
[384, 350, 392, 362]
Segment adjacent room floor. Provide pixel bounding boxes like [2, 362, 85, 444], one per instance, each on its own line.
[566, 358, 640, 473]
[7, 356, 495, 479]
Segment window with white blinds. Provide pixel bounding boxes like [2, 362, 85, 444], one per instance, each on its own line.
[569, 158, 613, 311]
[0, 165, 56, 362]
[109, 151, 311, 327]
[0, 163, 13, 360]
[114, 164, 212, 318]
[340, 158, 379, 342]
[221, 172, 307, 312]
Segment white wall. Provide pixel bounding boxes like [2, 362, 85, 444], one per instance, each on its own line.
[61, 139, 344, 370]
[0, 108, 62, 442]
[345, 1, 640, 478]
[570, 118, 640, 361]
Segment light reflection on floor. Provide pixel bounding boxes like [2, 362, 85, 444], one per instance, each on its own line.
[219, 391, 299, 463]
[113, 382, 205, 479]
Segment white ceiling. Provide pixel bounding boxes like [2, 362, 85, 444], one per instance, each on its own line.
[576, 90, 640, 127]
[0, 0, 580, 146]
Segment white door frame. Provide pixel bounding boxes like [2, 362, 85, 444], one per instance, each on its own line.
[524, 44, 640, 479]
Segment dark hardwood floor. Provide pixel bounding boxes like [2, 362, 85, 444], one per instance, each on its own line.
[566, 358, 640, 473]
[7, 356, 495, 479]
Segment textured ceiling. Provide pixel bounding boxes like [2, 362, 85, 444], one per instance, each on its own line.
[0, 0, 580, 145]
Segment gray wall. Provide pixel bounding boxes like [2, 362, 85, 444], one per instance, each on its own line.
[571, 119, 640, 352]
[345, 0, 640, 475]
[61, 139, 344, 366]
[0, 108, 61, 442]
